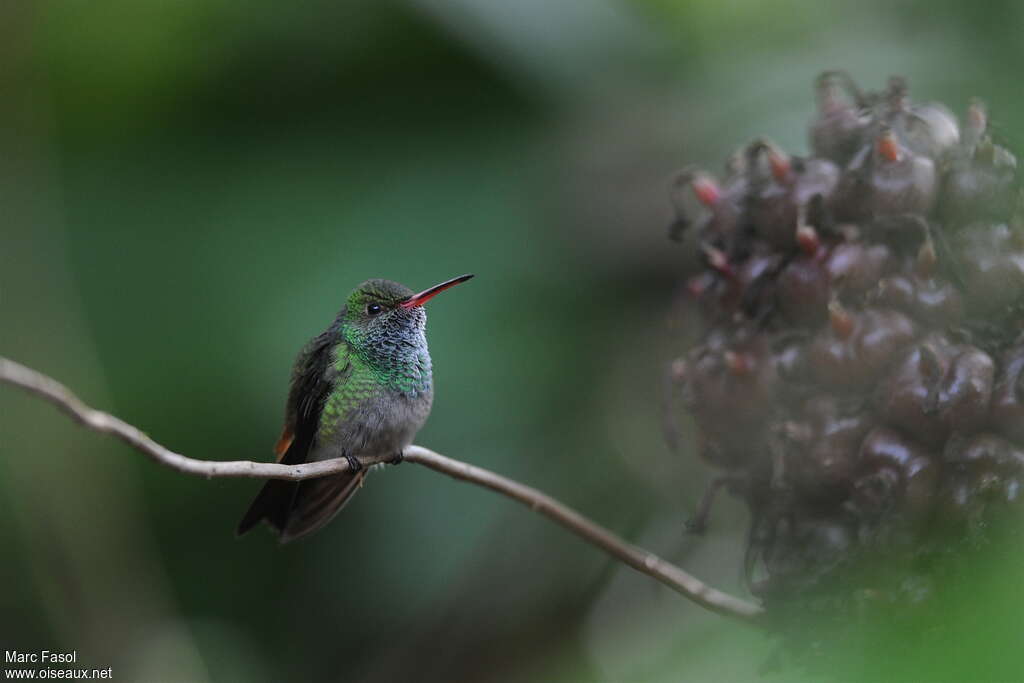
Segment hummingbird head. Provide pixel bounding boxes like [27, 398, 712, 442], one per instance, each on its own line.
[338, 275, 473, 381]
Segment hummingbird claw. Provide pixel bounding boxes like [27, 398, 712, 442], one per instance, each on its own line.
[389, 451, 405, 465]
[344, 455, 363, 473]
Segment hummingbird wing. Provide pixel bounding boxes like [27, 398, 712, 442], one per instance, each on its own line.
[236, 328, 365, 541]
[276, 330, 341, 461]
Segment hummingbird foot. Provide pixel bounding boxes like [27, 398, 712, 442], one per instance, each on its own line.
[389, 451, 405, 465]
[344, 454, 363, 473]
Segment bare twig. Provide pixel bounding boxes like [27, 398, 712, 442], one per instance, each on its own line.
[0, 356, 764, 621]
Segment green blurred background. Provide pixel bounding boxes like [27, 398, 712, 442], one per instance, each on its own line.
[2, 1, 1023, 681]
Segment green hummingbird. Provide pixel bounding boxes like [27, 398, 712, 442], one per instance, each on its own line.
[237, 274, 474, 542]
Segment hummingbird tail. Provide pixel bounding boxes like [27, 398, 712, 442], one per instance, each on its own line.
[279, 471, 366, 542]
[236, 479, 298, 537]
[235, 471, 366, 542]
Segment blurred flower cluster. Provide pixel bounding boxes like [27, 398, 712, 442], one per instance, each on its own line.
[667, 73, 1024, 607]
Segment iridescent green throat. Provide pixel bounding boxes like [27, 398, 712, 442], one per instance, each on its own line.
[341, 316, 432, 397]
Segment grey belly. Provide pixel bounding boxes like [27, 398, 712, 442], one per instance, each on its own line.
[310, 390, 432, 461]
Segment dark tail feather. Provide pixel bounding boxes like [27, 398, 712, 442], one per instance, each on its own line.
[279, 471, 366, 542]
[236, 471, 366, 543]
[236, 479, 300, 537]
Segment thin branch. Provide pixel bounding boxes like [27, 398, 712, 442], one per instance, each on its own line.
[0, 356, 764, 622]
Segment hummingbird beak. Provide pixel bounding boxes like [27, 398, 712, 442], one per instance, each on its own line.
[400, 274, 474, 308]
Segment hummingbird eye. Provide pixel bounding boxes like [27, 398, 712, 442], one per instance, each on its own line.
[366, 303, 383, 316]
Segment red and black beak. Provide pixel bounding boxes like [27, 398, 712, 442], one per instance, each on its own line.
[400, 274, 474, 308]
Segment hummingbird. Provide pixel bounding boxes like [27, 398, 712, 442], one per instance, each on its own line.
[237, 274, 474, 542]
